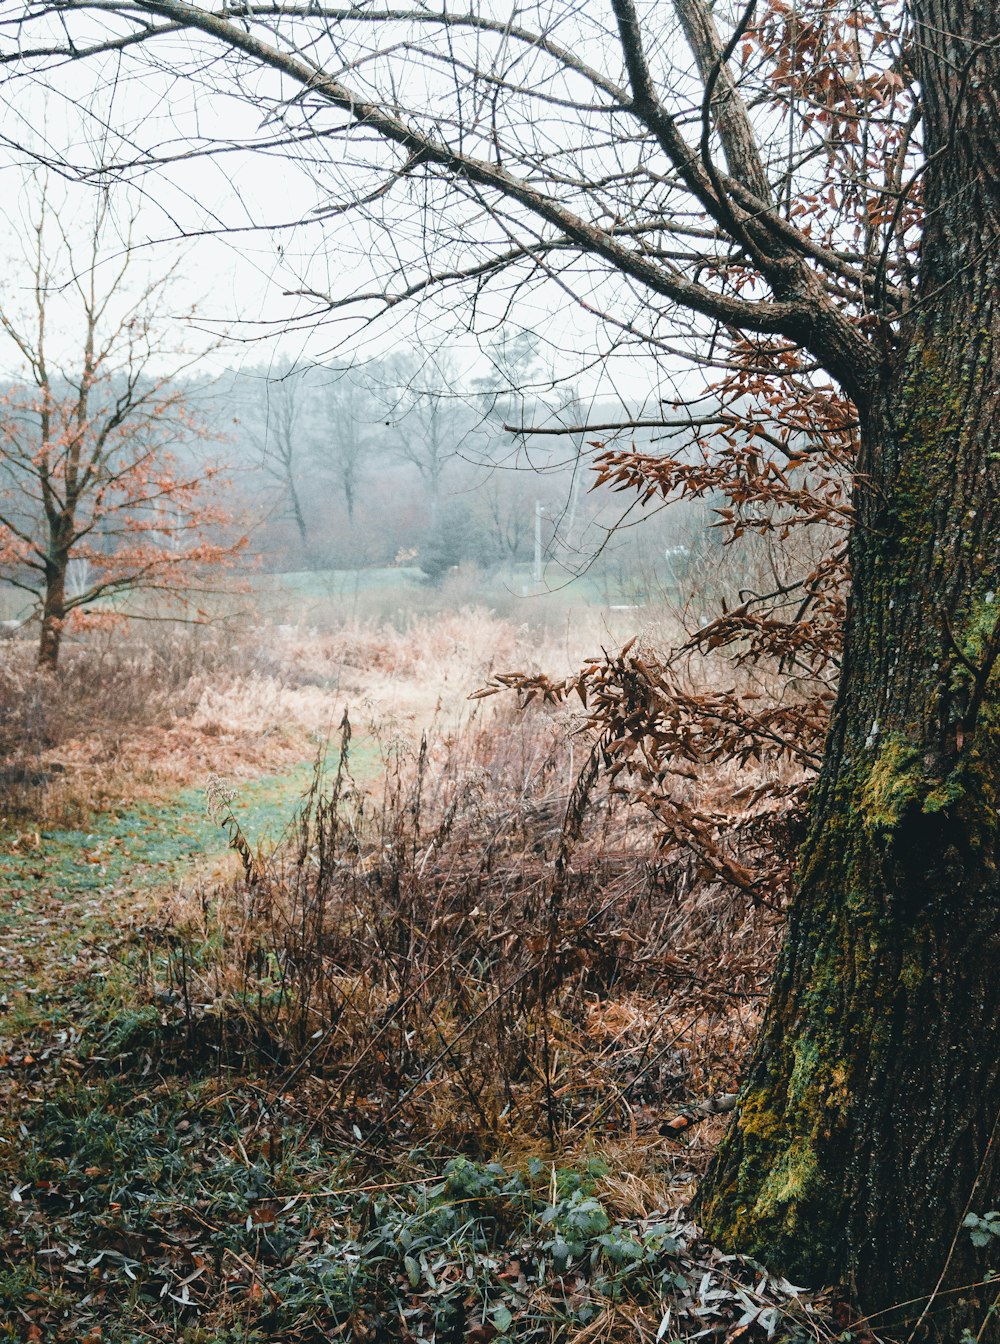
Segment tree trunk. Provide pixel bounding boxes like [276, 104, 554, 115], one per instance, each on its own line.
[38, 555, 67, 670]
[288, 474, 308, 546]
[699, 3, 1000, 1336]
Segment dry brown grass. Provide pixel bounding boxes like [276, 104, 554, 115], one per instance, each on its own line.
[0, 604, 683, 822]
[1, 603, 784, 1167]
[152, 679, 781, 1177]
[0, 604, 832, 1344]
[0, 624, 243, 823]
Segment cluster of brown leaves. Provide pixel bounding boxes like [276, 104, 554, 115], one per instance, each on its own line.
[481, 350, 855, 911]
[749, 0, 920, 295]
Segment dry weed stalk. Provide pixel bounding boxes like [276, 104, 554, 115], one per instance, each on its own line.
[160, 698, 781, 1165]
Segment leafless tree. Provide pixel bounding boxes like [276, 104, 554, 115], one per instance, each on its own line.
[376, 351, 468, 516]
[316, 363, 373, 523]
[247, 365, 311, 546]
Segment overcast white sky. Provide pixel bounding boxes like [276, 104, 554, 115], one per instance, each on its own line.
[0, 10, 699, 426]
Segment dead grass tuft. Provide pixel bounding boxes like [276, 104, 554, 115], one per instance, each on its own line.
[153, 691, 780, 1175]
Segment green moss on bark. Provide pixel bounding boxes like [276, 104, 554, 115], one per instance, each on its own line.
[858, 739, 925, 832]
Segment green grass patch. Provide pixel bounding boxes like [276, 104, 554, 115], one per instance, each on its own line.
[0, 744, 379, 906]
[254, 564, 634, 618]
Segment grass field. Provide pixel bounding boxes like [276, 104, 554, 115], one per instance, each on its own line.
[0, 605, 833, 1343]
[251, 562, 652, 629]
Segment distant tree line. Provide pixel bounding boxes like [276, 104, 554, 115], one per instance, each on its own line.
[199, 348, 718, 595]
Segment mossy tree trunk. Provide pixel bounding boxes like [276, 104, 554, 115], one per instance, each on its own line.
[699, 2, 1000, 1335]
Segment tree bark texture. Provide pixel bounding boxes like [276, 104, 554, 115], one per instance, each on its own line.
[38, 551, 68, 670]
[699, 2, 1000, 1335]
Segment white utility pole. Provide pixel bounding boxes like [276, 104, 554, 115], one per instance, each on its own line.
[533, 500, 546, 583]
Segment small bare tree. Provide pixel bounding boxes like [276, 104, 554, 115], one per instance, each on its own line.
[248, 365, 310, 548]
[377, 351, 468, 517]
[316, 364, 373, 523]
[0, 180, 237, 668]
